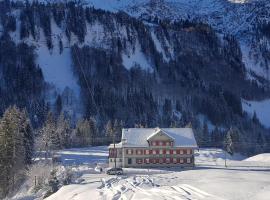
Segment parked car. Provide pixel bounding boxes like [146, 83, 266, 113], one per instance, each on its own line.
[52, 154, 61, 163]
[106, 168, 124, 175]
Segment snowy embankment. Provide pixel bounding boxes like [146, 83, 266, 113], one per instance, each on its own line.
[31, 147, 270, 200]
[242, 99, 270, 128]
[244, 153, 270, 162]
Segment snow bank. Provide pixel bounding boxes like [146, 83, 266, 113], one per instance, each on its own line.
[244, 153, 270, 162]
[242, 99, 270, 128]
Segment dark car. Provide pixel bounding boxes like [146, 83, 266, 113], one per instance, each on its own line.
[106, 168, 124, 175]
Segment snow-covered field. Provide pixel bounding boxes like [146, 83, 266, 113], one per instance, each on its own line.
[19, 147, 269, 200]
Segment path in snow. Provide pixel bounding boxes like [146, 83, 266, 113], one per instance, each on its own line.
[40, 147, 270, 200]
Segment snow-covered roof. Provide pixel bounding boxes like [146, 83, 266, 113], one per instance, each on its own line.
[108, 142, 123, 148]
[119, 128, 198, 148]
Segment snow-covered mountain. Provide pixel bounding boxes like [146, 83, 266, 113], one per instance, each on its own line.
[0, 0, 269, 135]
[78, 0, 270, 81]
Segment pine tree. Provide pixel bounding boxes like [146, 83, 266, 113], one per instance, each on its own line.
[75, 119, 91, 146]
[105, 120, 113, 138]
[224, 128, 234, 167]
[89, 117, 97, 145]
[42, 112, 60, 155]
[113, 119, 123, 141]
[21, 109, 34, 165]
[0, 106, 27, 198]
[56, 113, 71, 148]
[55, 95, 62, 117]
[202, 120, 209, 147]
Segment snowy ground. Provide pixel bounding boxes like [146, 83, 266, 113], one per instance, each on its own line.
[25, 147, 269, 200]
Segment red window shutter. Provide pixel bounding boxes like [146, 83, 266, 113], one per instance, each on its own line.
[149, 150, 152, 154]
[163, 149, 166, 154]
[170, 158, 173, 163]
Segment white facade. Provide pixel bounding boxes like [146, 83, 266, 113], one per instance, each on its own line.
[109, 128, 198, 168]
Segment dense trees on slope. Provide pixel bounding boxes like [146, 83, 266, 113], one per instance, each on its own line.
[0, 1, 268, 158]
[0, 33, 47, 127]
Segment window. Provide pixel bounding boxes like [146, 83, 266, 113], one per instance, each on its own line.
[145, 158, 150, 164]
[137, 150, 142, 155]
[136, 159, 143, 164]
[180, 150, 184, 155]
[153, 150, 156, 155]
[187, 158, 191, 163]
[166, 141, 170, 146]
[152, 141, 156, 146]
[128, 158, 132, 164]
[166, 158, 170, 164]
[127, 149, 133, 155]
[173, 150, 177, 154]
[145, 150, 149, 155]
[173, 158, 177, 164]
[166, 150, 170, 155]
[159, 159, 163, 164]
[180, 158, 184, 164]
[187, 149, 192, 154]
[159, 141, 163, 146]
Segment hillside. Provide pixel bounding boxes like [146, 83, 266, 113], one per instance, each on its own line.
[0, 0, 269, 153]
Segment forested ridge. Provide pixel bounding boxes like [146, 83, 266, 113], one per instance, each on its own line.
[0, 1, 270, 197]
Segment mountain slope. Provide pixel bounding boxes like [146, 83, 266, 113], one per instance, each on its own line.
[0, 1, 269, 154]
